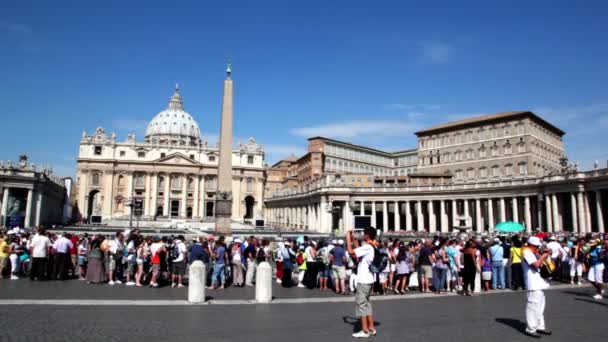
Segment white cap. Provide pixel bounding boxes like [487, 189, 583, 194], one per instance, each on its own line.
[234, 238, 242, 243]
[332, 239, 338, 245]
[338, 239, 344, 245]
[527, 236, 542, 247]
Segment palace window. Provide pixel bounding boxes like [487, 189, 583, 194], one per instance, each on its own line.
[118, 175, 125, 186]
[467, 168, 475, 179]
[158, 176, 165, 189]
[247, 155, 254, 165]
[480, 167, 487, 178]
[138, 151, 146, 158]
[518, 141, 526, 153]
[187, 177, 194, 190]
[505, 164, 513, 176]
[91, 173, 100, 186]
[189, 154, 195, 160]
[455, 169, 463, 180]
[504, 142, 512, 155]
[171, 175, 182, 190]
[119, 151, 125, 157]
[519, 163, 527, 175]
[247, 178, 254, 192]
[492, 165, 500, 177]
[161, 153, 166, 158]
[135, 174, 145, 188]
[94, 146, 102, 155]
[209, 155, 216, 162]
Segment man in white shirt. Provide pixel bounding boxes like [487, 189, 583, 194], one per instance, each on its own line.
[522, 236, 552, 338]
[171, 235, 187, 288]
[53, 233, 74, 280]
[346, 227, 378, 339]
[29, 228, 50, 280]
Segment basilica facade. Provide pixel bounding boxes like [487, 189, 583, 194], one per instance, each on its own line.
[75, 85, 265, 224]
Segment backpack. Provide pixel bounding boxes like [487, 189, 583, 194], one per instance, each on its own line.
[296, 252, 305, 266]
[256, 247, 266, 263]
[369, 247, 389, 274]
[170, 245, 181, 260]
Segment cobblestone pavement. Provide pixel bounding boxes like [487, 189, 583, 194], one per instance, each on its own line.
[0, 285, 605, 341]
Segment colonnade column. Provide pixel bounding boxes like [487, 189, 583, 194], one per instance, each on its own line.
[464, 200, 470, 227]
[584, 193, 592, 234]
[405, 201, 412, 230]
[570, 193, 578, 233]
[488, 198, 495, 232]
[394, 201, 401, 231]
[360, 201, 364, 216]
[512, 197, 519, 223]
[416, 201, 424, 231]
[35, 191, 43, 227]
[382, 201, 388, 232]
[143, 174, 151, 217]
[199, 176, 206, 219]
[344, 201, 352, 232]
[551, 194, 559, 232]
[428, 201, 436, 233]
[24, 189, 33, 227]
[126, 172, 134, 218]
[180, 175, 188, 218]
[475, 199, 482, 232]
[371, 202, 376, 228]
[524, 196, 532, 232]
[596, 190, 604, 233]
[451, 200, 457, 227]
[0, 188, 9, 227]
[440, 200, 448, 232]
[545, 194, 553, 232]
[499, 198, 506, 223]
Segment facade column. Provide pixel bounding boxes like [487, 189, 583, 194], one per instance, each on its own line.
[405, 201, 412, 230]
[451, 200, 457, 227]
[163, 174, 170, 217]
[35, 192, 43, 226]
[344, 201, 352, 232]
[394, 201, 401, 231]
[464, 199, 470, 227]
[440, 200, 448, 232]
[25, 189, 33, 227]
[551, 194, 559, 232]
[320, 198, 327, 233]
[428, 200, 436, 233]
[545, 194, 553, 232]
[570, 193, 578, 233]
[596, 190, 604, 233]
[382, 201, 388, 232]
[524, 196, 532, 232]
[180, 174, 188, 218]
[371, 202, 376, 228]
[416, 201, 424, 231]
[360, 201, 364, 216]
[143, 173, 151, 217]
[584, 192, 592, 233]
[499, 198, 506, 223]
[512, 197, 519, 223]
[488, 198, 495, 232]
[193, 175, 200, 219]
[475, 199, 482, 232]
[126, 172, 134, 218]
[199, 176, 206, 218]
[0, 188, 8, 227]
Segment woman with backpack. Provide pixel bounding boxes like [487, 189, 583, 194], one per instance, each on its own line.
[280, 241, 296, 288]
[296, 245, 307, 288]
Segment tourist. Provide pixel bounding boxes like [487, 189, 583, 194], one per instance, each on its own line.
[480, 246, 492, 291]
[462, 240, 479, 296]
[418, 239, 433, 293]
[52, 233, 73, 280]
[502, 237, 512, 290]
[102, 232, 124, 285]
[394, 245, 409, 294]
[572, 239, 586, 285]
[296, 245, 307, 288]
[231, 238, 244, 287]
[69, 233, 79, 278]
[134, 237, 146, 286]
[280, 241, 296, 287]
[346, 228, 378, 338]
[446, 239, 460, 292]
[522, 236, 552, 338]
[489, 238, 505, 290]
[209, 236, 228, 290]
[8, 235, 22, 280]
[274, 240, 284, 284]
[125, 234, 138, 286]
[0, 232, 9, 279]
[170, 235, 187, 288]
[330, 239, 347, 294]
[510, 236, 524, 290]
[378, 241, 390, 294]
[432, 239, 448, 294]
[317, 240, 330, 291]
[29, 228, 50, 281]
[149, 236, 165, 288]
[77, 234, 89, 281]
[586, 239, 604, 300]
[86, 236, 107, 284]
[244, 236, 257, 286]
[304, 241, 317, 289]
[388, 239, 399, 292]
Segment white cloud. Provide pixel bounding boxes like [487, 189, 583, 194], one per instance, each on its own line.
[418, 42, 453, 63]
[290, 120, 422, 140]
[112, 119, 149, 137]
[263, 144, 307, 164]
[383, 103, 440, 112]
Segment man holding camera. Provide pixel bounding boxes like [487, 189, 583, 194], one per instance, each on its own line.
[522, 236, 552, 338]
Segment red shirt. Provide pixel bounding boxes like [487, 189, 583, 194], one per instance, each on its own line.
[69, 236, 78, 255]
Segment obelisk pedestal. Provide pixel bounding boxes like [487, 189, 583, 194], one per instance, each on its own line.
[215, 64, 234, 235]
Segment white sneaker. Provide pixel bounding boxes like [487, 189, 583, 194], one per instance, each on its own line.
[276, 279, 282, 284]
[593, 294, 603, 300]
[108, 280, 115, 285]
[577, 282, 582, 285]
[298, 284, 305, 288]
[10, 275, 18, 280]
[369, 330, 377, 336]
[114, 280, 122, 284]
[126, 282, 135, 286]
[352, 331, 370, 338]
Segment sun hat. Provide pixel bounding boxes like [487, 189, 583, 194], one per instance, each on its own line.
[527, 236, 542, 247]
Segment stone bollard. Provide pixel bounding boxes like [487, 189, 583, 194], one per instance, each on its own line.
[188, 260, 206, 303]
[255, 261, 273, 303]
[474, 271, 481, 293]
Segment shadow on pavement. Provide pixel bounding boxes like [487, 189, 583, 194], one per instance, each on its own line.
[574, 298, 607, 307]
[342, 316, 381, 333]
[495, 318, 526, 334]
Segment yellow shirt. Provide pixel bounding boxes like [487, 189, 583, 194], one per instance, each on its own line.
[511, 247, 522, 264]
[0, 240, 9, 258]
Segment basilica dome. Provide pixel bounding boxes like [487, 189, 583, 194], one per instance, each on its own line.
[145, 85, 202, 146]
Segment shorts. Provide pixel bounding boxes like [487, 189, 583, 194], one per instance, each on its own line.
[332, 265, 346, 281]
[321, 267, 331, 279]
[136, 258, 144, 265]
[355, 283, 373, 317]
[570, 261, 584, 277]
[126, 262, 135, 274]
[389, 263, 396, 273]
[105, 255, 116, 272]
[151, 264, 161, 274]
[588, 264, 604, 283]
[78, 256, 88, 266]
[482, 271, 492, 281]
[172, 261, 186, 276]
[379, 272, 389, 283]
[421, 265, 433, 279]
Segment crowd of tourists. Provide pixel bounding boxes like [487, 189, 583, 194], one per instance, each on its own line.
[0, 227, 605, 299]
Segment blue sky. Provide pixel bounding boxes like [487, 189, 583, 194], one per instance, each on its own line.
[1, 0, 607, 177]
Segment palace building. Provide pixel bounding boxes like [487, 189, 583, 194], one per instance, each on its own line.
[75, 83, 265, 225]
[265, 111, 608, 235]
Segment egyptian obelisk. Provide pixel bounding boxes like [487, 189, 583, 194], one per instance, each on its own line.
[215, 63, 234, 235]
